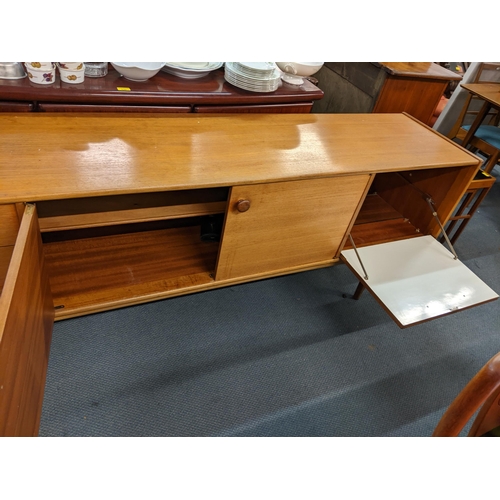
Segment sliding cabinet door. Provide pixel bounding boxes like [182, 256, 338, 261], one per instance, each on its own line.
[216, 175, 371, 281]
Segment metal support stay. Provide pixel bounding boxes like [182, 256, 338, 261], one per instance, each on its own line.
[348, 234, 369, 280]
[425, 197, 458, 260]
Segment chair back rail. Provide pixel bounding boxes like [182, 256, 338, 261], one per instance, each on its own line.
[432, 352, 500, 436]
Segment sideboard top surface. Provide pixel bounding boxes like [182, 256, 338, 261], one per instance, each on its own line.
[0, 113, 479, 203]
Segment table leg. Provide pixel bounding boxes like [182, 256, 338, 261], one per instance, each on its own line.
[461, 101, 492, 148]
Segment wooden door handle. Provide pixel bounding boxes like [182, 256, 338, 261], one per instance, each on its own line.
[236, 199, 251, 212]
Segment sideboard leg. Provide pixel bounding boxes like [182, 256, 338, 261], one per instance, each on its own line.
[352, 281, 365, 300]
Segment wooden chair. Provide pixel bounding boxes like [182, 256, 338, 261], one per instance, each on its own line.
[448, 62, 500, 174]
[432, 351, 500, 436]
[442, 169, 496, 245]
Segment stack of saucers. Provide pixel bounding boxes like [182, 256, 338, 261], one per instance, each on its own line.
[224, 62, 280, 92]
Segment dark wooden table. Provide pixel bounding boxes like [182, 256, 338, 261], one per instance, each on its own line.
[0, 65, 324, 114]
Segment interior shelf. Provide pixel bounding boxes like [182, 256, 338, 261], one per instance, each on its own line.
[37, 188, 229, 232]
[346, 193, 421, 248]
[354, 193, 404, 224]
[43, 223, 220, 319]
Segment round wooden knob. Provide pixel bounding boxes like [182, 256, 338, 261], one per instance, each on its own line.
[236, 199, 251, 212]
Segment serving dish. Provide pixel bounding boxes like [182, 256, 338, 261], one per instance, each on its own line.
[275, 62, 324, 85]
[161, 62, 223, 79]
[111, 62, 166, 82]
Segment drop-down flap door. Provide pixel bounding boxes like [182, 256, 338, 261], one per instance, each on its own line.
[341, 235, 498, 328]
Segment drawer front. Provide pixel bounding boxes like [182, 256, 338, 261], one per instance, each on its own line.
[194, 103, 313, 113]
[0, 101, 34, 112]
[38, 103, 192, 113]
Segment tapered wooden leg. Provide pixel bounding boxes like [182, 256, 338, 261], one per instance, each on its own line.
[483, 151, 500, 174]
[353, 281, 365, 300]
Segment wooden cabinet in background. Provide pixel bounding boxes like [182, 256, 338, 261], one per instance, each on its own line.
[312, 62, 461, 125]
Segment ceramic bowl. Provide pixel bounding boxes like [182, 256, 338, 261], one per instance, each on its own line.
[25, 62, 53, 70]
[58, 62, 84, 71]
[58, 64, 85, 84]
[276, 62, 324, 76]
[110, 62, 166, 82]
[26, 64, 56, 84]
[275, 62, 324, 85]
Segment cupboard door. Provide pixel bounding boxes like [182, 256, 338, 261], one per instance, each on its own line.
[341, 235, 498, 328]
[216, 176, 371, 281]
[0, 204, 54, 436]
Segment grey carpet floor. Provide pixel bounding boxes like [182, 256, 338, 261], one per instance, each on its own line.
[38, 168, 500, 436]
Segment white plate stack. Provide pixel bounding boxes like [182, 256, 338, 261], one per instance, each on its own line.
[224, 62, 281, 92]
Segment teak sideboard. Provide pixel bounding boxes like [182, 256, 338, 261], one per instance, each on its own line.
[0, 112, 498, 436]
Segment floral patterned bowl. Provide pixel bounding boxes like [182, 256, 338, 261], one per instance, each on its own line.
[26, 64, 56, 84]
[25, 62, 53, 70]
[58, 64, 85, 84]
[58, 62, 84, 71]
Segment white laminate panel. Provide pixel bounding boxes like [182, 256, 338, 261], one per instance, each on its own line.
[341, 235, 498, 327]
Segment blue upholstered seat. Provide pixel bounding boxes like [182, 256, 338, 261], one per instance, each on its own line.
[462, 124, 500, 149]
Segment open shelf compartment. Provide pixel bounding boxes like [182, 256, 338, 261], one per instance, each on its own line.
[37, 188, 229, 232]
[38, 188, 229, 319]
[345, 165, 479, 249]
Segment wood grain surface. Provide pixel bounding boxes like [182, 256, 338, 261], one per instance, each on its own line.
[43, 224, 219, 318]
[0, 205, 53, 436]
[0, 113, 480, 204]
[215, 175, 370, 280]
[378, 62, 462, 80]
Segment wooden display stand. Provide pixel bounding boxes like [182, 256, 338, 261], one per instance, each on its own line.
[0, 112, 497, 436]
